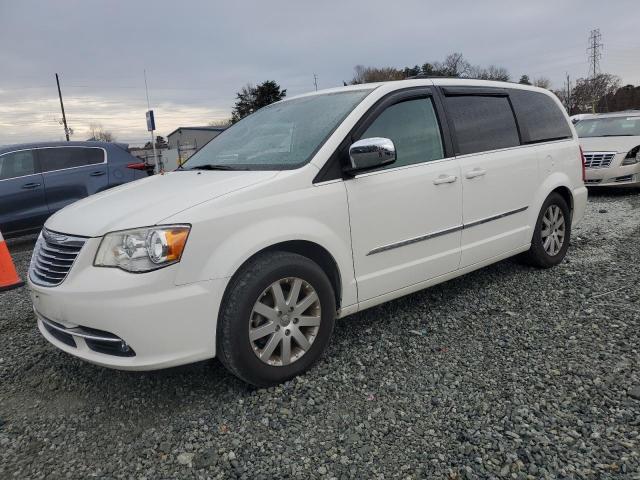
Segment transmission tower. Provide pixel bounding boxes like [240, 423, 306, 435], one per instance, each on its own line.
[587, 28, 603, 79]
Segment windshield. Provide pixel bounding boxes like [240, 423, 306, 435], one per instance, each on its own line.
[183, 89, 372, 170]
[575, 116, 640, 138]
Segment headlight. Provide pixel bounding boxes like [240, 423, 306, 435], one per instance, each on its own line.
[94, 225, 190, 272]
[622, 145, 640, 165]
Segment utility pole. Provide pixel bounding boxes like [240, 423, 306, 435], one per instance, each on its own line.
[565, 73, 571, 114]
[313, 74, 318, 91]
[55, 73, 70, 141]
[144, 69, 160, 173]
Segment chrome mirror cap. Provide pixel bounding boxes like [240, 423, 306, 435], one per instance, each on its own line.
[348, 137, 396, 172]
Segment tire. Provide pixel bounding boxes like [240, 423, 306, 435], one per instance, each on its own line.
[216, 251, 336, 387]
[522, 192, 571, 268]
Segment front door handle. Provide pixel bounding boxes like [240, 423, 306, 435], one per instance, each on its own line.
[21, 182, 41, 189]
[433, 174, 458, 185]
[465, 168, 487, 179]
[90, 171, 106, 177]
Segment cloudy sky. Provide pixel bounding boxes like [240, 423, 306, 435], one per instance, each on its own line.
[1, 0, 638, 146]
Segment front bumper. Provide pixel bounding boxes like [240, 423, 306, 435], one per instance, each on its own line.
[585, 153, 640, 187]
[28, 237, 227, 370]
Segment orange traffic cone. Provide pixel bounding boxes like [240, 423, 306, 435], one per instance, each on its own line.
[0, 230, 24, 292]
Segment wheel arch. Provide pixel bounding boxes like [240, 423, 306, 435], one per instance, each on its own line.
[528, 174, 576, 243]
[222, 240, 343, 310]
[551, 185, 574, 216]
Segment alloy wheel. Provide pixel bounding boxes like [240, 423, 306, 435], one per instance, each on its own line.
[249, 277, 321, 366]
[541, 204, 565, 256]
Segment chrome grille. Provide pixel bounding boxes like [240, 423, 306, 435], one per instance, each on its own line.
[583, 151, 615, 169]
[29, 229, 86, 287]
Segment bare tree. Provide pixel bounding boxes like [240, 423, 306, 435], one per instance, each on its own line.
[469, 65, 510, 81]
[433, 53, 472, 77]
[350, 65, 404, 84]
[533, 77, 552, 89]
[349, 53, 510, 85]
[88, 123, 115, 142]
[571, 74, 621, 113]
[209, 118, 232, 128]
[553, 88, 572, 113]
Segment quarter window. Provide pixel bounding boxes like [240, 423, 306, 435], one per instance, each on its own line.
[358, 97, 444, 169]
[0, 150, 37, 180]
[39, 147, 104, 172]
[509, 90, 572, 142]
[445, 95, 520, 155]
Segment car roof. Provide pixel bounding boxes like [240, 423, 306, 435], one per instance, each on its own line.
[578, 110, 640, 119]
[0, 141, 128, 155]
[283, 78, 554, 103]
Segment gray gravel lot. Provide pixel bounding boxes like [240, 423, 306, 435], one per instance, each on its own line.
[1, 190, 639, 479]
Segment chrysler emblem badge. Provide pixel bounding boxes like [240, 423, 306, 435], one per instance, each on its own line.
[43, 230, 69, 244]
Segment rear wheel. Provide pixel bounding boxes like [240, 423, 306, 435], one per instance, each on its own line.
[522, 192, 571, 268]
[216, 251, 336, 387]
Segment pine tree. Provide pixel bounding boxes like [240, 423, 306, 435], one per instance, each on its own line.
[231, 81, 287, 123]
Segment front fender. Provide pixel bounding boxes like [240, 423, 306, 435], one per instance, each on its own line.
[172, 180, 357, 310]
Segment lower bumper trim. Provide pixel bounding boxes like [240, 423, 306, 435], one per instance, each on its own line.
[38, 313, 136, 357]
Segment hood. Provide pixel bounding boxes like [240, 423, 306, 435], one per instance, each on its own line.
[579, 135, 640, 154]
[46, 170, 278, 237]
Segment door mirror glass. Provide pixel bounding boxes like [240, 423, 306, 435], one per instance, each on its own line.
[348, 137, 396, 172]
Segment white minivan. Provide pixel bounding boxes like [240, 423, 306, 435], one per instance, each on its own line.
[28, 79, 588, 386]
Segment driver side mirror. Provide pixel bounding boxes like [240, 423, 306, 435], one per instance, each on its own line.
[347, 137, 396, 173]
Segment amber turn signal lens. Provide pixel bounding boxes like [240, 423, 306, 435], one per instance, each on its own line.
[165, 228, 190, 262]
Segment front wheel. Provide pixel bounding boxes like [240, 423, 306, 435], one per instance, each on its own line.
[522, 192, 571, 268]
[216, 251, 336, 387]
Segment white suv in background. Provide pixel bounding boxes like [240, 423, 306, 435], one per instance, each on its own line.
[576, 111, 640, 187]
[28, 79, 587, 386]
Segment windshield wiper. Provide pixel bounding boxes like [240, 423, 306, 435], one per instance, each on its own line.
[189, 164, 247, 171]
[598, 134, 635, 137]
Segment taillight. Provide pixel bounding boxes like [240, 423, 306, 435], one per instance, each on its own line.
[579, 146, 586, 183]
[127, 162, 147, 170]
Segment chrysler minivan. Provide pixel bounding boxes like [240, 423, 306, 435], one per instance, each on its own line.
[28, 79, 587, 386]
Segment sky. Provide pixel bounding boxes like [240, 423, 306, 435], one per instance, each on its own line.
[1, 0, 639, 147]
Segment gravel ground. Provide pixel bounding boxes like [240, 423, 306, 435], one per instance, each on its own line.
[1, 189, 639, 479]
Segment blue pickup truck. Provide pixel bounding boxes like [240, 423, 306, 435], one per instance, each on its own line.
[0, 141, 150, 237]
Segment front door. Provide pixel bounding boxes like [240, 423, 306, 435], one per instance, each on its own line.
[344, 92, 463, 302]
[0, 149, 48, 235]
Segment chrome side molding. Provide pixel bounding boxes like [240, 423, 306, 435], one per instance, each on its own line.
[367, 206, 528, 256]
[367, 225, 463, 256]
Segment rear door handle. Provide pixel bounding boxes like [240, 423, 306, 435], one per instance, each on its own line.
[433, 174, 457, 185]
[90, 171, 106, 177]
[21, 182, 41, 189]
[465, 168, 487, 179]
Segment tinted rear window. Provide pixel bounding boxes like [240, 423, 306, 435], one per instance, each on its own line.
[510, 90, 572, 143]
[39, 147, 104, 172]
[445, 95, 520, 155]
